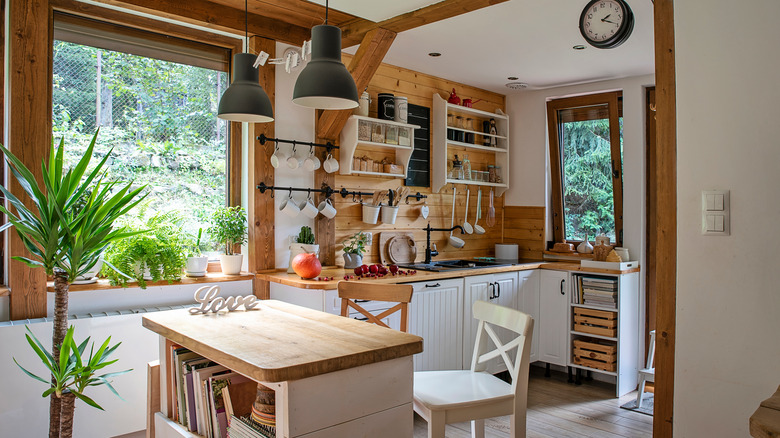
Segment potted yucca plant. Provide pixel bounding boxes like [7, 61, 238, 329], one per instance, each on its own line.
[0, 132, 146, 438]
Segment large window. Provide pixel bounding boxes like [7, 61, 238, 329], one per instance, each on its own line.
[547, 92, 623, 245]
[52, 15, 231, 241]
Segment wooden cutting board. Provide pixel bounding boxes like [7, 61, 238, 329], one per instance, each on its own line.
[388, 236, 417, 264]
[379, 232, 416, 265]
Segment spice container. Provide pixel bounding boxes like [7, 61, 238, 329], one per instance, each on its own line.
[371, 123, 385, 143]
[488, 165, 497, 183]
[464, 118, 474, 144]
[385, 125, 398, 145]
[358, 120, 372, 141]
[462, 154, 472, 181]
[399, 127, 411, 146]
[452, 155, 464, 180]
[455, 116, 464, 142]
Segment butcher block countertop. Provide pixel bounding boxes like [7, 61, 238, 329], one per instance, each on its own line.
[142, 300, 422, 383]
[257, 261, 640, 290]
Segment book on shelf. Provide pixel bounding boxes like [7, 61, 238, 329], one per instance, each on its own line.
[228, 415, 276, 438]
[209, 372, 252, 438]
[194, 364, 228, 436]
[173, 349, 201, 426]
[184, 357, 215, 433]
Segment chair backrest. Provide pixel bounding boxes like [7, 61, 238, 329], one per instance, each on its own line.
[470, 300, 534, 395]
[338, 282, 414, 332]
[646, 330, 656, 370]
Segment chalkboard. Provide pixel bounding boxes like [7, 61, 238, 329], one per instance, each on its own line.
[406, 104, 430, 188]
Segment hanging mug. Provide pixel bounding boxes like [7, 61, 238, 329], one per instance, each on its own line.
[377, 93, 395, 121]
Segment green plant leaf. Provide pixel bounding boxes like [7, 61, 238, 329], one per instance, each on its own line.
[13, 358, 51, 385]
[71, 390, 104, 411]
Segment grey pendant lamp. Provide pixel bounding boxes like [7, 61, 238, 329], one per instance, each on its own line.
[292, 0, 359, 110]
[217, 0, 274, 123]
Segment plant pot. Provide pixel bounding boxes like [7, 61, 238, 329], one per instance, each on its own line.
[219, 254, 243, 275]
[133, 261, 158, 281]
[381, 205, 399, 224]
[343, 252, 363, 269]
[362, 204, 380, 224]
[74, 258, 103, 284]
[288, 243, 320, 273]
[186, 256, 209, 277]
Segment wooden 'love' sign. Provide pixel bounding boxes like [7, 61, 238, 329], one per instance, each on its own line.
[189, 285, 259, 315]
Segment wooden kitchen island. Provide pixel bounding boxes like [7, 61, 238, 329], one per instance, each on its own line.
[143, 300, 423, 438]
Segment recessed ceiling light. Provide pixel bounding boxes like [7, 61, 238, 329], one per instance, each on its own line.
[507, 76, 519, 81]
[573, 45, 587, 50]
[428, 52, 441, 57]
[506, 82, 528, 90]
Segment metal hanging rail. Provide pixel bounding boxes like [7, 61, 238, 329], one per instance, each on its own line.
[256, 182, 427, 205]
[257, 134, 338, 153]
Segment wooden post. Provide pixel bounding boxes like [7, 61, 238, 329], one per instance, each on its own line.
[246, 36, 275, 300]
[6, 0, 51, 320]
[653, 1, 677, 436]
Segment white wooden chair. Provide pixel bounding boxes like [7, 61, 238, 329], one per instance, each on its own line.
[636, 329, 656, 408]
[413, 300, 534, 438]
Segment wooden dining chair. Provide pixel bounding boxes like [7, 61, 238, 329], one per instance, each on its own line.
[338, 282, 414, 332]
[636, 329, 656, 409]
[413, 300, 534, 438]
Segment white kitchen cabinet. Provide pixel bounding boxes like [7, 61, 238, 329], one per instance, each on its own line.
[462, 272, 518, 373]
[407, 278, 464, 371]
[270, 283, 340, 315]
[539, 270, 570, 367]
[516, 269, 540, 363]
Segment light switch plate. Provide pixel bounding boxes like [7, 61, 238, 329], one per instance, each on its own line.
[702, 190, 730, 235]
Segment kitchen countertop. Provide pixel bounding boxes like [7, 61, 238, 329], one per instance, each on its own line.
[257, 260, 640, 290]
[142, 299, 423, 382]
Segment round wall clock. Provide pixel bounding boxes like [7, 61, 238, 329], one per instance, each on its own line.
[579, 0, 635, 49]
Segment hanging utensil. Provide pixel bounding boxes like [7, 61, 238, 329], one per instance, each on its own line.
[474, 188, 486, 234]
[486, 188, 496, 227]
[449, 186, 465, 248]
[462, 188, 473, 234]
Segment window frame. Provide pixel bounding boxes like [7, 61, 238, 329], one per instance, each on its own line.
[546, 91, 624, 246]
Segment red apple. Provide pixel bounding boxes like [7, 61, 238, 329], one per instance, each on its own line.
[389, 264, 399, 274]
[378, 266, 388, 275]
[369, 264, 379, 274]
[353, 267, 363, 276]
[292, 252, 322, 279]
[360, 264, 369, 275]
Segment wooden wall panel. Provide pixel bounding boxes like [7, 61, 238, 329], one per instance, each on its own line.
[7, 0, 51, 319]
[503, 206, 546, 260]
[328, 57, 507, 266]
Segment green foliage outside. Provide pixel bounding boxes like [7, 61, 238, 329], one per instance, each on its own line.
[100, 212, 189, 288]
[208, 206, 248, 255]
[52, 40, 229, 242]
[560, 118, 623, 241]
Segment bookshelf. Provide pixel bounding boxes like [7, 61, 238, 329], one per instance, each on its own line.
[568, 272, 639, 397]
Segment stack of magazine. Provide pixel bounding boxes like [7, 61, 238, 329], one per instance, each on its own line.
[227, 415, 276, 438]
[574, 276, 618, 309]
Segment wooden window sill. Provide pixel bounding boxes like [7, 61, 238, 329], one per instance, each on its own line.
[0, 285, 9, 297]
[46, 272, 255, 293]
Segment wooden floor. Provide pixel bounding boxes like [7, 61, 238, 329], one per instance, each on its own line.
[413, 366, 653, 438]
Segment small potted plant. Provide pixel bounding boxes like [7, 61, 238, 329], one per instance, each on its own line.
[101, 212, 188, 288]
[209, 205, 248, 275]
[288, 226, 319, 273]
[342, 231, 369, 269]
[185, 228, 209, 277]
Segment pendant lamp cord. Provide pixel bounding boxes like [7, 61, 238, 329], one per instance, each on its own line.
[245, 0, 248, 48]
[325, 0, 329, 24]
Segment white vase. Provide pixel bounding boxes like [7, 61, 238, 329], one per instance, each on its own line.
[288, 243, 320, 273]
[219, 254, 243, 275]
[186, 256, 209, 277]
[74, 258, 103, 284]
[577, 236, 594, 254]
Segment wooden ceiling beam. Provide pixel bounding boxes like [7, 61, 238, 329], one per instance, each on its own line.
[90, 0, 311, 46]
[341, 0, 509, 48]
[316, 27, 397, 141]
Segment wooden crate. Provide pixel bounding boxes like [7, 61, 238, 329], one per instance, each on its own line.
[573, 307, 617, 337]
[572, 338, 617, 372]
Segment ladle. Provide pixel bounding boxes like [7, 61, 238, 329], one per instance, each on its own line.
[474, 188, 486, 234]
[449, 186, 466, 248]
[462, 188, 474, 234]
[486, 188, 496, 227]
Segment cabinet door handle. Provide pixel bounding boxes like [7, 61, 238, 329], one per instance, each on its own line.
[560, 279, 566, 295]
[354, 316, 369, 321]
[425, 283, 441, 288]
[488, 282, 495, 299]
[496, 282, 501, 298]
[355, 299, 371, 303]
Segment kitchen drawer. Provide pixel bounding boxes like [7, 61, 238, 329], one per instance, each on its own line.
[406, 278, 464, 293]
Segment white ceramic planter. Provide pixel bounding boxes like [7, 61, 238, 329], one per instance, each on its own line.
[343, 252, 363, 269]
[74, 258, 103, 284]
[186, 256, 209, 277]
[220, 254, 243, 275]
[288, 243, 320, 273]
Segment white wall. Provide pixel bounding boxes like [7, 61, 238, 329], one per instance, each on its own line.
[674, 1, 780, 436]
[272, 42, 318, 269]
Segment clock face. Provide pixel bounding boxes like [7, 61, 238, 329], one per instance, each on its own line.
[579, 0, 634, 49]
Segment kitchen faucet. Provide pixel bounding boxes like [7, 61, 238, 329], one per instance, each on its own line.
[423, 223, 465, 264]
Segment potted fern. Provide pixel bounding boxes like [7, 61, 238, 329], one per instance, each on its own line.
[0, 132, 145, 438]
[208, 206, 248, 275]
[288, 226, 319, 273]
[100, 212, 188, 288]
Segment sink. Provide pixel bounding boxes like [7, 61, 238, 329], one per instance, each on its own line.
[398, 259, 512, 272]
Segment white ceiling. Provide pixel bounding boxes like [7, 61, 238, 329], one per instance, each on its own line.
[309, 0, 441, 23]
[338, 0, 655, 95]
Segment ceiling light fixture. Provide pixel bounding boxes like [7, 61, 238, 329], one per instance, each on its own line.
[428, 52, 442, 57]
[507, 76, 519, 81]
[292, 0, 359, 110]
[217, 0, 274, 123]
